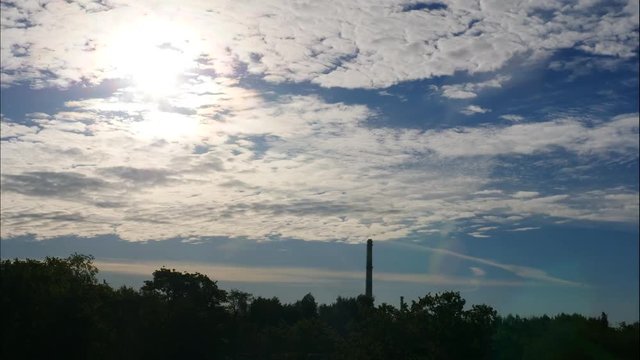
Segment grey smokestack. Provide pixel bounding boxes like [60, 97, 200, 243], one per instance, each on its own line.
[366, 239, 373, 298]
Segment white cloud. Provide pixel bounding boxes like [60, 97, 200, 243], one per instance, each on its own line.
[442, 89, 477, 99]
[417, 114, 639, 158]
[468, 232, 490, 238]
[460, 105, 491, 115]
[476, 226, 497, 232]
[474, 189, 503, 196]
[0, 120, 38, 138]
[1, 81, 638, 242]
[500, 114, 524, 122]
[441, 75, 510, 99]
[1, 0, 637, 89]
[509, 227, 540, 232]
[512, 191, 540, 199]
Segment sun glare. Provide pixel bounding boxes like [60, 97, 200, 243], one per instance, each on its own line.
[103, 17, 203, 139]
[106, 18, 198, 98]
[132, 111, 200, 140]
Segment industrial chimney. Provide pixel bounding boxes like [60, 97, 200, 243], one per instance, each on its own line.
[366, 239, 373, 298]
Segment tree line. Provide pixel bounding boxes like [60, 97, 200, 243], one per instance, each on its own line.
[1, 254, 638, 359]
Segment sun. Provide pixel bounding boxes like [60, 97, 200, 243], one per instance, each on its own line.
[106, 17, 198, 98]
[102, 17, 203, 140]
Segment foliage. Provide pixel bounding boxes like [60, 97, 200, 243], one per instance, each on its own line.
[2, 255, 638, 360]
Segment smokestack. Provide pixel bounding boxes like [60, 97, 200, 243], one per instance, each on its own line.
[366, 239, 373, 298]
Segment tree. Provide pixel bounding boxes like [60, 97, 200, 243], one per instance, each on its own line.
[4, 255, 637, 360]
[140, 268, 230, 359]
[227, 289, 253, 316]
[295, 293, 318, 319]
[249, 296, 285, 326]
[141, 267, 227, 308]
[1, 254, 109, 359]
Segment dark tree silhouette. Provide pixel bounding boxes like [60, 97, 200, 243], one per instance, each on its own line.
[2, 255, 638, 360]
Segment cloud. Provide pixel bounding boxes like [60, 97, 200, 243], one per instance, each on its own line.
[387, 242, 585, 286]
[98, 167, 175, 187]
[417, 113, 639, 158]
[474, 190, 503, 196]
[421, 246, 585, 287]
[468, 232, 490, 238]
[460, 105, 491, 115]
[0, 118, 39, 138]
[1, 82, 638, 242]
[470, 267, 486, 277]
[94, 258, 559, 287]
[441, 75, 510, 99]
[476, 226, 497, 231]
[1, 171, 110, 198]
[548, 56, 633, 80]
[1, 0, 637, 89]
[509, 227, 540, 232]
[512, 191, 540, 199]
[500, 114, 524, 122]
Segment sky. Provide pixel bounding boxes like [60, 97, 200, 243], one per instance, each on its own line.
[1, 0, 638, 323]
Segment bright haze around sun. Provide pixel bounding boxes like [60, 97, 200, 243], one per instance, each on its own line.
[0, 0, 638, 322]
